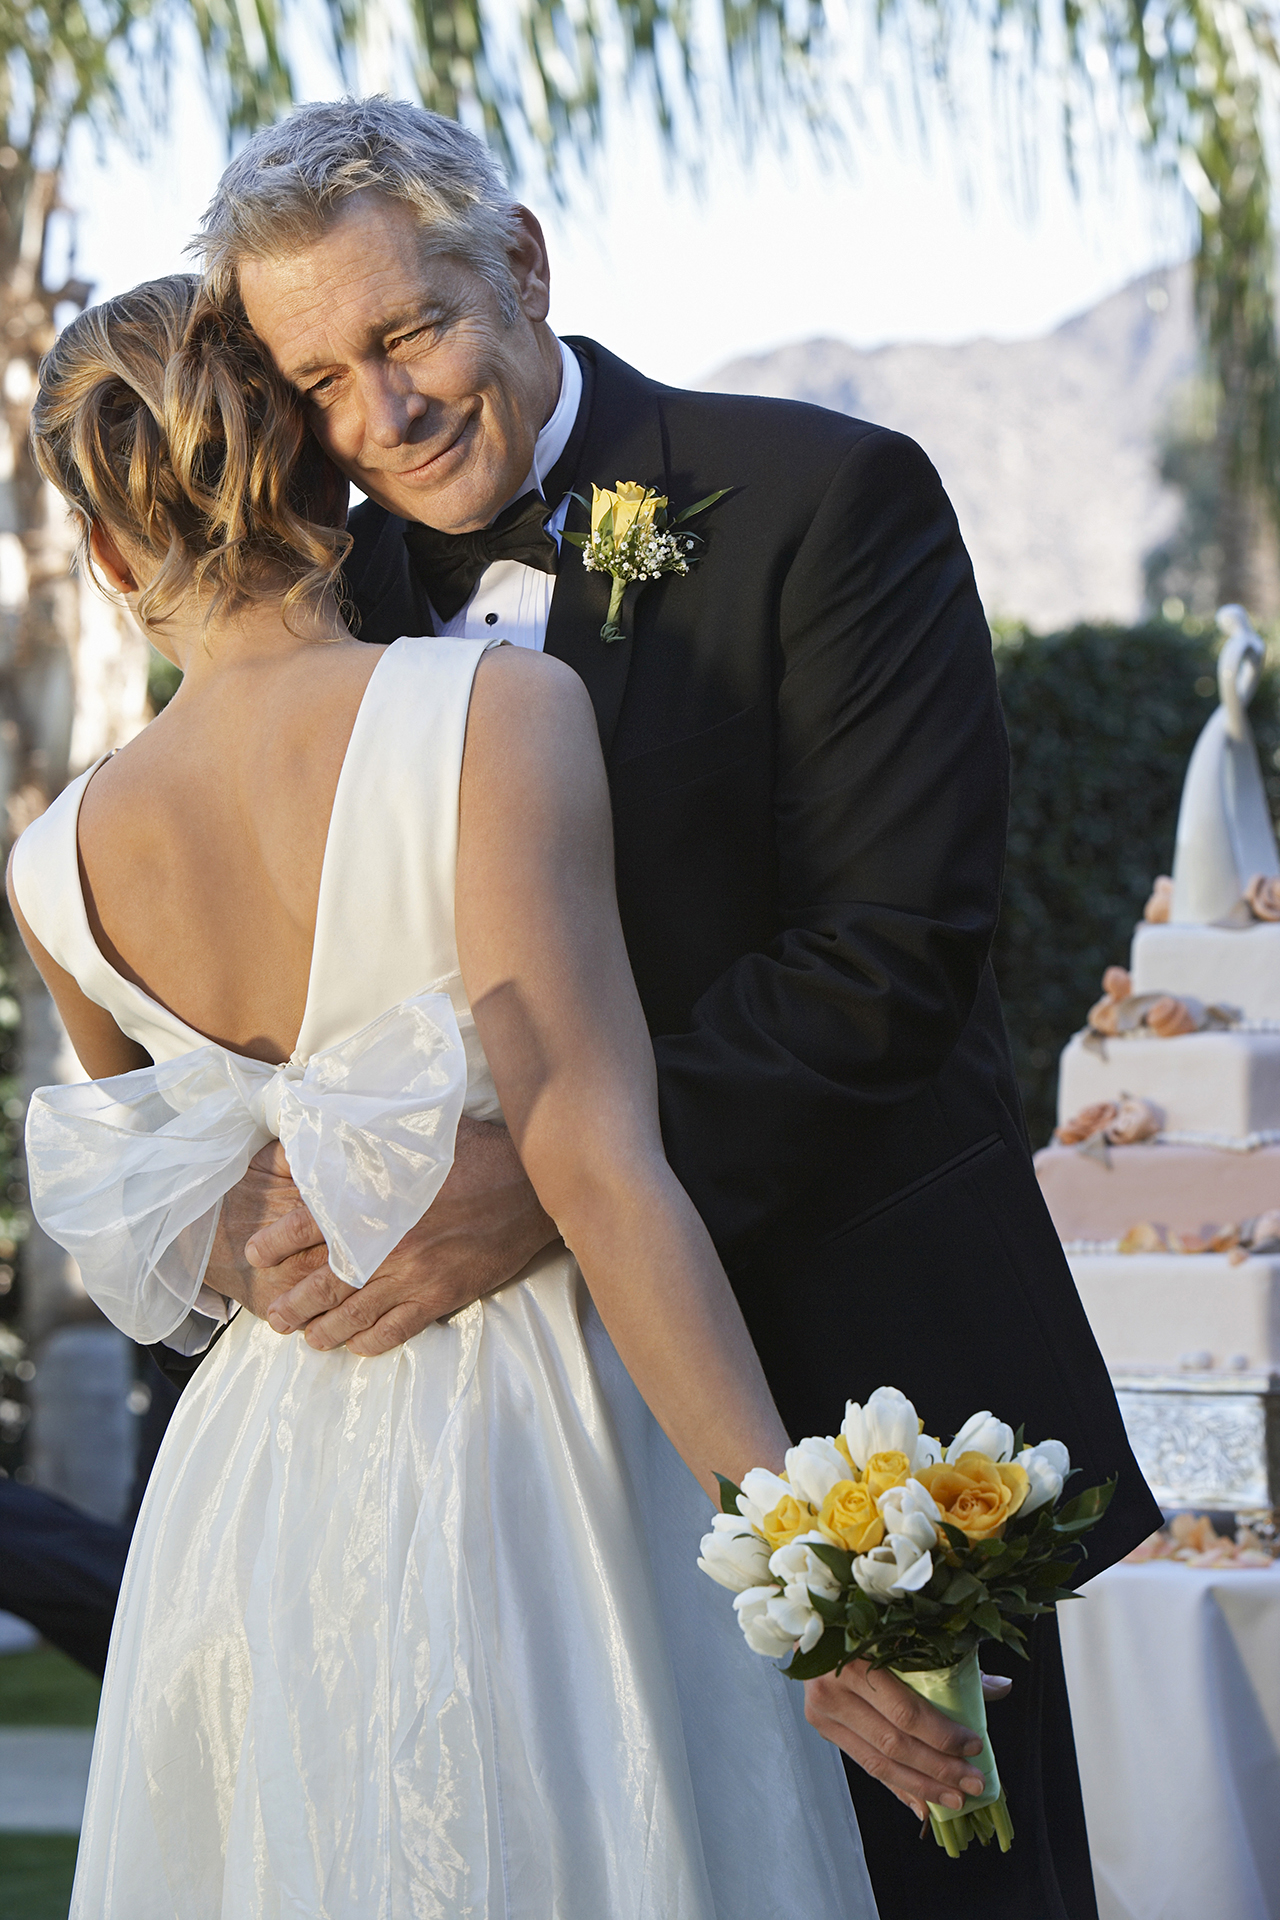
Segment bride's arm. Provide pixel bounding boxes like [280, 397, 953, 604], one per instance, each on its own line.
[6, 858, 151, 1077]
[456, 647, 790, 1496]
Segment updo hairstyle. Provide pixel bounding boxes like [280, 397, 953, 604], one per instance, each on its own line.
[30, 273, 350, 634]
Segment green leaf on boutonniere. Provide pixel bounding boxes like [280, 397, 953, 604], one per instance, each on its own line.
[673, 487, 732, 525]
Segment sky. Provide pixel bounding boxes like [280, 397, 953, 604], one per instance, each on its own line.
[60, 28, 1192, 388]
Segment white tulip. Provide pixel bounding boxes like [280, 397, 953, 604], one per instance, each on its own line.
[736, 1468, 794, 1533]
[945, 1412, 1015, 1464]
[784, 1436, 849, 1509]
[915, 1431, 944, 1468]
[764, 1590, 827, 1654]
[852, 1530, 935, 1600]
[841, 1387, 922, 1470]
[768, 1533, 843, 1598]
[877, 1479, 942, 1553]
[733, 1584, 800, 1658]
[1016, 1438, 1071, 1514]
[698, 1515, 773, 1592]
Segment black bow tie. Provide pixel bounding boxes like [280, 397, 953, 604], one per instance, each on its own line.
[403, 491, 559, 623]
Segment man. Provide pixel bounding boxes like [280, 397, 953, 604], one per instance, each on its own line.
[184, 96, 1159, 1917]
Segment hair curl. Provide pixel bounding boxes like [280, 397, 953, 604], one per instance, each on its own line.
[30, 273, 351, 635]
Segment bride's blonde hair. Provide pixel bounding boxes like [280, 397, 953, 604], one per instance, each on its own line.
[30, 273, 351, 634]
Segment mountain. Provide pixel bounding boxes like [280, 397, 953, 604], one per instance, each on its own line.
[700, 266, 1197, 631]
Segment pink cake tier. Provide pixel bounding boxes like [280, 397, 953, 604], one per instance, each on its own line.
[1066, 1251, 1280, 1373]
[1035, 1142, 1280, 1242]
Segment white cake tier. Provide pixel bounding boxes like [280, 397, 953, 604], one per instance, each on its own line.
[1057, 1029, 1280, 1135]
[1035, 1142, 1280, 1242]
[1068, 1250, 1280, 1372]
[1131, 920, 1280, 1019]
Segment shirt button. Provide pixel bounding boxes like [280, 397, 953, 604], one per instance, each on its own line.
[485, 612, 499, 626]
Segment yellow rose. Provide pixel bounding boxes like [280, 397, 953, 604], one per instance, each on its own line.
[916, 1451, 1031, 1543]
[834, 1433, 859, 1476]
[760, 1493, 818, 1553]
[864, 1450, 912, 1501]
[818, 1478, 885, 1554]
[592, 480, 666, 542]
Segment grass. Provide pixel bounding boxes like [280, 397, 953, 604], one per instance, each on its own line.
[0, 1649, 97, 1918]
[0, 1835, 79, 1919]
[0, 1651, 99, 1729]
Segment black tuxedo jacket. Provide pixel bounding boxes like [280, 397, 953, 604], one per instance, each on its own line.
[346, 336, 1160, 1570]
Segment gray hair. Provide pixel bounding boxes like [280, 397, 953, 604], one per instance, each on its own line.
[196, 97, 523, 320]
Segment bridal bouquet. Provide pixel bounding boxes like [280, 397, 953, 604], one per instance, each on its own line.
[698, 1386, 1113, 1856]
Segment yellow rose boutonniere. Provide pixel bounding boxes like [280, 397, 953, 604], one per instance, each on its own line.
[564, 481, 731, 641]
[916, 1452, 1031, 1544]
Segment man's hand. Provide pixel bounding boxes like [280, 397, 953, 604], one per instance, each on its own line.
[803, 1662, 1011, 1820]
[246, 1116, 558, 1356]
[205, 1139, 323, 1319]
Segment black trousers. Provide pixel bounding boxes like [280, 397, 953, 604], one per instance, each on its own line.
[845, 1612, 1098, 1920]
[0, 1351, 179, 1675]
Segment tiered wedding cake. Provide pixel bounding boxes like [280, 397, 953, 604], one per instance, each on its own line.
[1034, 608, 1280, 1513]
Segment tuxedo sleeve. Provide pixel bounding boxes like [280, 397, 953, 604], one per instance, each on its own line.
[653, 426, 1008, 1257]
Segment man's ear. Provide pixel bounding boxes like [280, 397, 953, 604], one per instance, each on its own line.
[508, 207, 552, 324]
[88, 521, 139, 595]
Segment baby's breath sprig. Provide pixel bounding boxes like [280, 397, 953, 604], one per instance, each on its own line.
[564, 481, 730, 641]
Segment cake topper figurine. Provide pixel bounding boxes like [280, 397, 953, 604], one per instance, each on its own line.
[1170, 604, 1280, 923]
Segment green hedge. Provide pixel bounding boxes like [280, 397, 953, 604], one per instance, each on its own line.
[992, 621, 1280, 1147]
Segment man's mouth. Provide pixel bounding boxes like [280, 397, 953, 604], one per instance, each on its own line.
[386, 414, 476, 486]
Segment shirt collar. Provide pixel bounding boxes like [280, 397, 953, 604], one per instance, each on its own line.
[508, 336, 583, 510]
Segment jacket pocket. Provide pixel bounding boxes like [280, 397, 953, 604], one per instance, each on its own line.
[818, 1132, 1005, 1247]
[612, 703, 765, 797]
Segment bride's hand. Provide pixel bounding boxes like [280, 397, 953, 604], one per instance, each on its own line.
[245, 1116, 558, 1355]
[803, 1662, 1010, 1821]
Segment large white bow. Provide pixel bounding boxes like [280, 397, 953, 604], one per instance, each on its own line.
[26, 991, 468, 1347]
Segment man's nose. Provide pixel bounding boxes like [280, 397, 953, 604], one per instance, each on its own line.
[360, 367, 429, 449]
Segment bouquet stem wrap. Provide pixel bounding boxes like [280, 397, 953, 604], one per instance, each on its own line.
[893, 1651, 1014, 1855]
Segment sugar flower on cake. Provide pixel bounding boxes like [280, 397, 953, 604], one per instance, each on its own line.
[1143, 875, 1174, 923]
[1057, 1095, 1162, 1148]
[1245, 873, 1280, 921]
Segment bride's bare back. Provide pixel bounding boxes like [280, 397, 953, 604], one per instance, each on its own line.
[76, 631, 382, 1063]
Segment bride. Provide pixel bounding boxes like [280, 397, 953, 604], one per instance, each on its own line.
[10, 276, 876, 1918]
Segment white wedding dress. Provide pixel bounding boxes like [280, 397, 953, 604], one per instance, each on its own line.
[14, 636, 877, 1920]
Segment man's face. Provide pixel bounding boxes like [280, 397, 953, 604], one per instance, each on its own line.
[239, 192, 561, 533]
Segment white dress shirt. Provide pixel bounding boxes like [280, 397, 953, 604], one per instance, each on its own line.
[431, 337, 584, 652]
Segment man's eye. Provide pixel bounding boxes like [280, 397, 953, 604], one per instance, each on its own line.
[303, 374, 338, 401]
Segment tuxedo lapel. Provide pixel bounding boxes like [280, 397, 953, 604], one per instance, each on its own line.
[544, 340, 669, 759]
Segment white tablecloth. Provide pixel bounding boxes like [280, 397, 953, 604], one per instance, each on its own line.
[1059, 1562, 1280, 1920]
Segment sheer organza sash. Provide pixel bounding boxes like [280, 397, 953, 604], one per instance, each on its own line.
[26, 991, 468, 1345]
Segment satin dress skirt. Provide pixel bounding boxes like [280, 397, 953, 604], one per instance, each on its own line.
[71, 1247, 875, 1920]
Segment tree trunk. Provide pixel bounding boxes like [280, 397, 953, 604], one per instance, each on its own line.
[1, 169, 152, 1520]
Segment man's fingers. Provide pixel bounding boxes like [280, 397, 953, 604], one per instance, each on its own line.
[264, 1265, 358, 1334]
[298, 1285, 390, 1350]
[344, 1303, 435, 1356]
[245, 1203, 326, 1271]
[248, 1138, 293, 1177]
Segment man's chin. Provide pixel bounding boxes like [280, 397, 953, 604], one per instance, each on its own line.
[365, 474, 510, 533]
